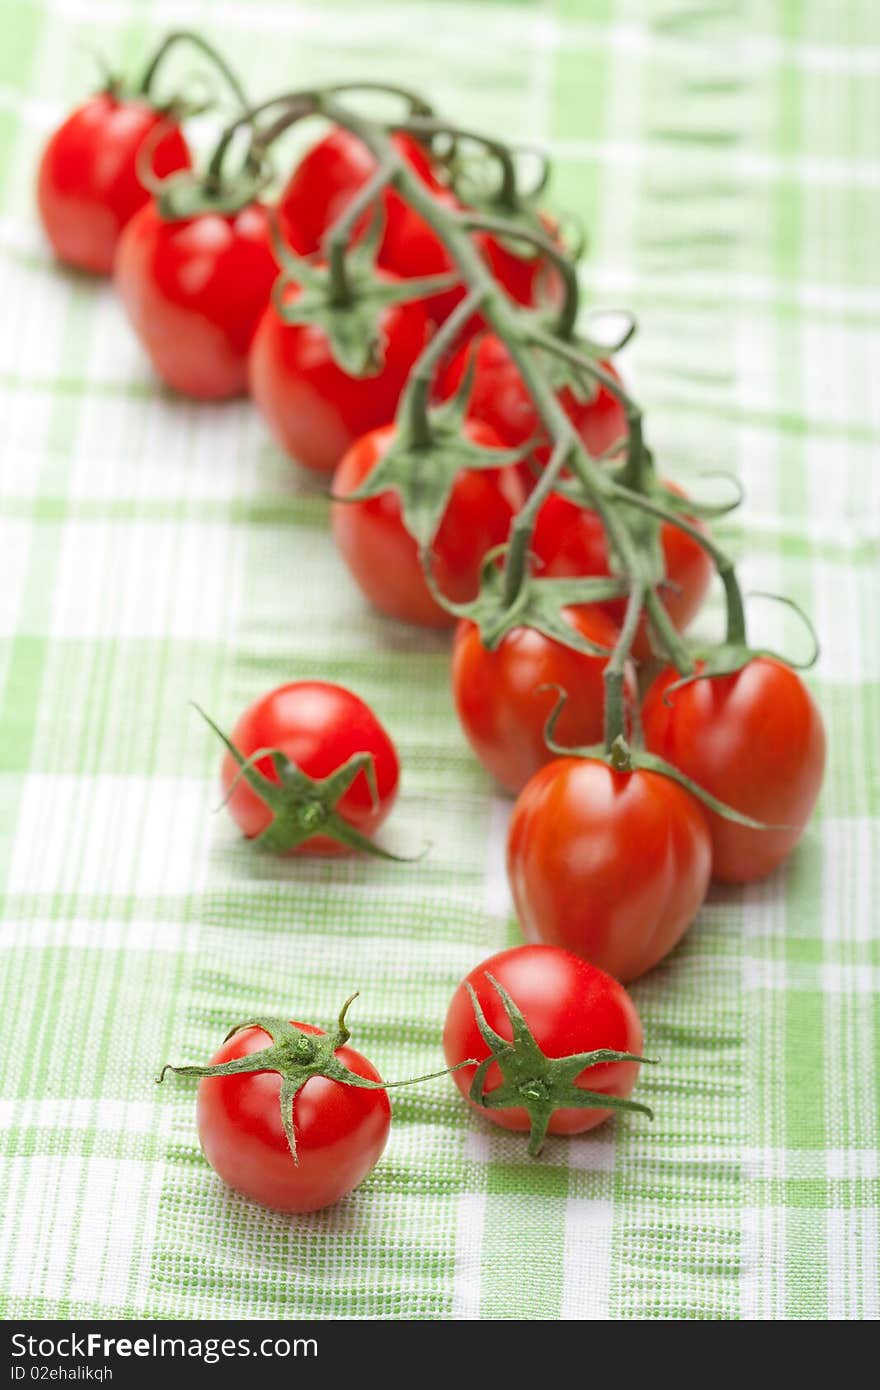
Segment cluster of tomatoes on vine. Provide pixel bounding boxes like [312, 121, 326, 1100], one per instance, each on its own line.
[36, 34, 825, 1214]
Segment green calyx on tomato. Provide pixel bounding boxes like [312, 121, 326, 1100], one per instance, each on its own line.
[332, 346, 525, 549]
[659, 592, 820, 699]
[270, 206, 459, 378]
[540, 686, 781, 830]
[433, 543, 628, 653]
[197, 704, 414, 860]
[466, 974, 654, 1157]
[158, 995, 467, 1164]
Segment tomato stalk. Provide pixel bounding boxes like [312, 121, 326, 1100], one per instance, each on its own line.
[137, 30, 251, 112]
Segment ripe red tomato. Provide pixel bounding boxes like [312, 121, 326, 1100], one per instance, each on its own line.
[642, 658, 826, 883]
[278, 128, 458, 322]
[532, 485, 713, 660]
[507, 757, 712, 982]
[36, 93, 190, 275]
[249, 279, 430, 474]
[114, 200, 276, 399]
[440, 333, 627, 486]
[331, 421, 526, 627]
[451, 606, 632, 794]
[197, 1021, 391, 1212]
[221, 681, 399, 855]
[443, 945, 644, 1140]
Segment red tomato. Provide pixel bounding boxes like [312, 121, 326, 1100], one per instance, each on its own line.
[249, 279, 430, 474]
[278, 128, 459, 322]
[36, 93, 190, 275]
[532, 485, 713, 660]
[451, 606, 632, 794]
[114, 200, 276, 400]
[507, 758, 712, 982]
[642, 659, 826, 883]
[197, 1021, 391, 1212]
[331, 421, 526, 627]
[443, 945, 644, 1138]
[440, 333, 627, 487]
[221, 681, 399, 855]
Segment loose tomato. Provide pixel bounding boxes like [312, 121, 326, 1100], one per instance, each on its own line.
[440, 333, 627, 488]
[221, 681, 399, 855]
[249, 279, 430, 474]
[331, 421, 526, 627]
[452, 606, 632, 794]
[507, 757, 712, 982]
[195, 1020, 391, 1212]
[278, 128, 459, 322]
[642, 658, 826, 883]
[532, 485, 713, 660]
[37, 93, 190, 275]
[114, 200, 276, 399]
[443, 945, 646, 1146]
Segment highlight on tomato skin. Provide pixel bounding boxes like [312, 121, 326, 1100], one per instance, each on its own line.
[642, 658, 827, 884]
[220, 681, 400, 856]
[451, 605, 635, 796]
[331, 420, 527, 628]
[196, 1022, 392, 1214]
[114, 199, 277, 400]
[36, 93, 191, 276]
[443, 944, 646, 1141]
[506, 756, 712, 983]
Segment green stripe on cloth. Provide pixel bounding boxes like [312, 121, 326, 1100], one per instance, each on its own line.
[0, 0, 878, 1320]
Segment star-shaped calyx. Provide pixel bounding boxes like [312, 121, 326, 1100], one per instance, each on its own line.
[158, 996, 467, 1163]
[334, 350, 528, 549]
[197, 705, 414, 860]
[467, 974, 655, 1157]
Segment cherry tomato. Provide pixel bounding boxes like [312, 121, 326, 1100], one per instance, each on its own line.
[114, 200, 276, 399]
[37, 93, 190, 276]
[331, 421, 526, 627]
[197, 1021, 391, 1212]
[443, 945, 644, 1138]
[532, 485, 713, 660]
[451, 606, 633, 794]
[249, 279, 430, 474]
[278, 128, 458, 322]
[440, 333, 627, 488]
[221, 682, 399, 855]
[642, 659, 826, 883]
[507, 757, 712, 982]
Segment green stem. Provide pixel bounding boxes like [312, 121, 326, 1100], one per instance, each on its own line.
[502, 439, 571, 607]
[138, 30, 250, 110]
[458, 211, 580, 340]
[324, 162, 394, 305]
[396, 115, 520, 208]
[643, 588, 695, 674]
[529, 327, 642, 482]
[603, 582, 644, 747]
[609, 482, 747, 646]
[401, 287, 486, 449]
[207, 91, 321, 184]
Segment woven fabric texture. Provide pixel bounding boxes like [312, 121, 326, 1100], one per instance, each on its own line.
[1, 0, 878, 1320]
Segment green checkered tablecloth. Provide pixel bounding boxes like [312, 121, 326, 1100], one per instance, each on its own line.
[1, 0, 878, 1322]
